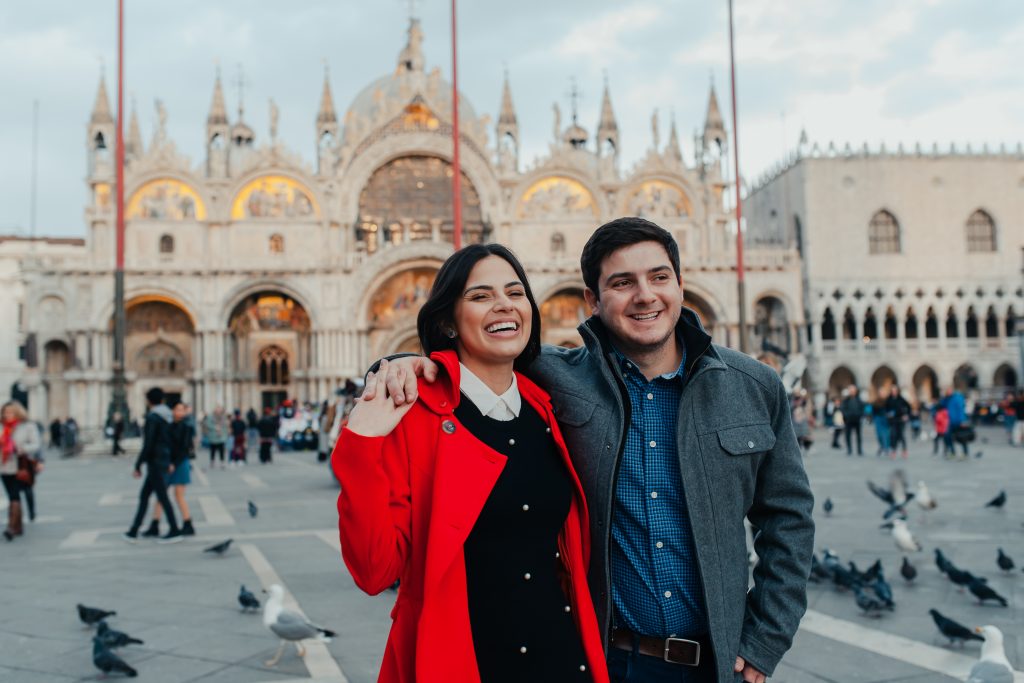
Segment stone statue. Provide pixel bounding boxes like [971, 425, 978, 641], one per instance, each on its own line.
[552, 103, 561, 143]
[269, 98, 279, 141]
[651, 109, 660, 150]
[154, 99, 167, 144]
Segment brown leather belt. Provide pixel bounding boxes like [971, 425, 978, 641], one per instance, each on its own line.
[610, 627, 703, 666]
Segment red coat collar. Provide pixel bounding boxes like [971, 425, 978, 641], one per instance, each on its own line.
[417, 350, 551, 416]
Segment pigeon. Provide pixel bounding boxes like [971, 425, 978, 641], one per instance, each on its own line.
[870, 576, 895, 609]
[823, 497, 833, 516]
[203, 539, 233, 556]
[891, 519, 922, 553]
[262, 584, 336, 667]
[809, 554, 832, 583]
[984, 490, 1007, 509]
[928, 609, 983, 647]
[948, 565, 984, 591]
[967, 625, 1014, 683]
[935, 548, 954, 575]
[92, 636, 137, 677]
[900, 557, 917, 582]
[239, 584, 260, 612]
[822, 548, 841, 572]
[914, 481, 937, 510]
[832, 563, 862, 591]
[78, 603, 117, 627]
[248, 500, 258, 518]
[996, 548, 1014, 572]
[97, 621, 144, 648]
[861, 559, 884, 584]
[867, 479, 896, 506]
[852, 586, 886, 616]
[967, 578, 1008, 607]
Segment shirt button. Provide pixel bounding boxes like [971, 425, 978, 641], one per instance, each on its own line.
[649, 440, 657, 448]
[748, 440, 755, 448]
[580, 665, 587, 672]
[646, 393, 654, 400]
[664, 590, 672, 598]
[545, 427, 551, 433]
[564, 605, 571, 612]
[656, 541, 664, 549]
[650, 491, 658, 499]
[509, 438, 516, 446]
[554, 551, 560, 558]
[520, 646, 527, 654]
[522, 504, 530, 511]
[524, 572, 531, 580]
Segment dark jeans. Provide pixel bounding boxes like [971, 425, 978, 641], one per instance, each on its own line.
[19, 484, 35, 520]
[889, 420, 907, 451]
[844, 421, 862, 454]
[609, 641, 717, 682]
[1, 474, 18, 502]
[944, 430, 969, 456]
[208, 443, 225, 464]
[259, 441, 273, 464]
[128, 465, 178, 534]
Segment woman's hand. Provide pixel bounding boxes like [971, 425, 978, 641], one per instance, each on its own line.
[345, 360, 416, 437]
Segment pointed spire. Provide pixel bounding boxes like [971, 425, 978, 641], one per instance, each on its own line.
[126, 100, 143, 158]
[702, 82, 727, 154]
[317, 66, 338, 125]
[208, 70, 228, 126]
[596, 72, 618, 158]
[498, 68, 517, 127]
[397, 18, 425, 73]
[666, 115, 682, 162]
[90, 75, 113, 125]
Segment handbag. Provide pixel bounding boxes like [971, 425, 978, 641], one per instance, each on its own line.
[952, 424, 976, 444]
[15, 455, 38, 486]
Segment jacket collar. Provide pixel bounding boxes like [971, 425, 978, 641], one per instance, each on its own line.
[418, 350, 551, 415]
[578, 305, 725, 377]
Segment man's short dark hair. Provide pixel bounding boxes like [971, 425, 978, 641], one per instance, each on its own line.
[580, 217, 681, 299]
[145, 387, 165, 406]
[417, 243, 542, 373]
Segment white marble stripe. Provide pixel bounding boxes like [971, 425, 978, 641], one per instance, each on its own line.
[192, 465, 210, 488]
[197, 494, 235, 526]
[800, 609, 1024, 681]
[240, 472, 269, 490]
[239, 543, 348, 683]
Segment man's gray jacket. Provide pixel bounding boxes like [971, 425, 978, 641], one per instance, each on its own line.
[529, 308, 815, 681]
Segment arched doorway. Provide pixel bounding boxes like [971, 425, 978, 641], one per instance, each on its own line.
[911, 365, 939, 404]
[124, 298, 195, 412]
[752, 296, 789, 354]
[367, 266, 439, 358]
[43, 340, 72, 421]
[993, 364, 1017, 389]
[828, 366, 857, 397]
[541, 288, 590, 347]
[682, 290, 718, 338]
[869, 365, 898, 401]
[356, 155, 488, 252]
[228, 292, 311, 411]
[953, 363, 978, 392]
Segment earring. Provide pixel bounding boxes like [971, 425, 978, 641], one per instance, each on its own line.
[445, 328, 457, 339]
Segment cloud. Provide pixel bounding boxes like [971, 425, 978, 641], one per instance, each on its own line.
[555, 3, 663, 62]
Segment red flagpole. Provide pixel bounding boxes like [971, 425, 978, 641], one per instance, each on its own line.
[728, 0, 748, 353]
[116, 0, 125, 271]
[450, 0, 463, 249]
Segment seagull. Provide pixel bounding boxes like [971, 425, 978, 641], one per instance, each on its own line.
[891, 519, 922, 553]
[928, 609, 983, 647]
[92, 636, 137, 677]
[996, 548, 1014, 572]
[967, 626, 1014, 683]
[900, 557, 917, 582]
[262, 584, 336, 667]
[78, 603, 117, 627]
[914, 481, 937, 510]
[967, 578, 1008, 607]
[248, 501, 258, 518]
[203, 539, 233, 556]
[97, 621, 144, 648]
[823, 497, 833, 516]
[984, 490, 1007, 509]
[239, 584, 261, 612]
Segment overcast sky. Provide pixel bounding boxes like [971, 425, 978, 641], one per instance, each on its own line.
[2, 0, 1022, 237]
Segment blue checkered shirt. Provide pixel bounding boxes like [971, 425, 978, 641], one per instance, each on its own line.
[610, 347, 708, 638]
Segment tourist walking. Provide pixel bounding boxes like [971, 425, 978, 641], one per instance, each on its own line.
[885, 386, 911, 458]
[2, 401, 42, 541]
[872, 393, 891, 457]
[257, 407, 279, 464]
[123, 388, 182, 544]
[49, 418, 63, 450]
[830, 399, 845, 449]
[202, 406, 229, 468]
[110, 411, 126, 456]
[840, 385, 864, 456]
[142, 401, 195, 538]
[941, 387, 969, 458]
[229, 410, 247, 465]
[932, 405, 951, 456]
[1012, 390, 1024, 446]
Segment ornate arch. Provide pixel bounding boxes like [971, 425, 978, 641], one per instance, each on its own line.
[219, 280, 320, 331]
[126, 174, 209, 221]
[514, 173, 601, 221]
[349, 244, 451, 326]
[620, 176, 698, 222]
[93, 288, 199, 330]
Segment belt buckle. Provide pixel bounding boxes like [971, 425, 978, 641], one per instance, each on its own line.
[664, 637, 700, 666]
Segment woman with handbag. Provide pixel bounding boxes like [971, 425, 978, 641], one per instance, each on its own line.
[1, 401, 42, 541]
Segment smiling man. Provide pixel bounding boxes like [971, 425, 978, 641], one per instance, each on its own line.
[376, 217, 814, 682]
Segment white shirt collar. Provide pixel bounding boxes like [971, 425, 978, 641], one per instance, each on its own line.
[459, 362, 521, 421]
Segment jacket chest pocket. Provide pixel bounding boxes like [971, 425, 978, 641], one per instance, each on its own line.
[716, 423, 776, 456]
[550, 392, 597, 427]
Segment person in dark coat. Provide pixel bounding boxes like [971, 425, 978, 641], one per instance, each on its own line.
[110, 411, 126, 456]
[257, 407, 279, 464]
[840, 385, 865, 456]
[123, 388, 181, 543]
[230, 410, 247, 465]
[885, 386, 912, 458]
[49, 418, 63, 449]
[141, 401, 195, 537]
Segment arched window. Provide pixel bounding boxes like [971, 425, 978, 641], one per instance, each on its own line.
[964, 306, 979, 338]
[904, 308, 918, 339]
[966, 209, 996, 252]
[1007, 307, 1017, 337]
[258, 345, 290, 386]
[868, 209, 901, 254]
[985, 306, 999, 337]
[269, 233, 284, 253]
[550, 232, 566, 258]
[945, 307, 959, 338]
[159, 234, 174, 254]
[842, 307, 857, 340]
[883, 307, 898, 339]
[136, 342, 185, 377]
[862, 308, 878, 340]
[820, 308, 836, 341]
[924, 307, 939, 338]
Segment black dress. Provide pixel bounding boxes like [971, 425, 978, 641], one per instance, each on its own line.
[457, 396, 592, 683]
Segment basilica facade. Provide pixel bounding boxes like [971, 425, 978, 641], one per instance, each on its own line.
[10, 19, 802, 429]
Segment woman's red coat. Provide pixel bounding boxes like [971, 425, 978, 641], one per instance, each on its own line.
[332, 351, 609, 683]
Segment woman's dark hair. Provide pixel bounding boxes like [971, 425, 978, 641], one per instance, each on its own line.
[417, 244, 542, 372]
[580, 216, 681, 299]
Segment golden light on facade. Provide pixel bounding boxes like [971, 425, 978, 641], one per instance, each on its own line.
[126, 178, 207, 220]
[230, 175, 319, 220]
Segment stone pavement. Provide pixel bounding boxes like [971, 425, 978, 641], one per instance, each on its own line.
[0, 427, 1021, 682]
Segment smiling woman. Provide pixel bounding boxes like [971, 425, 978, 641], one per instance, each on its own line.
[331, 243, 610, 683]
